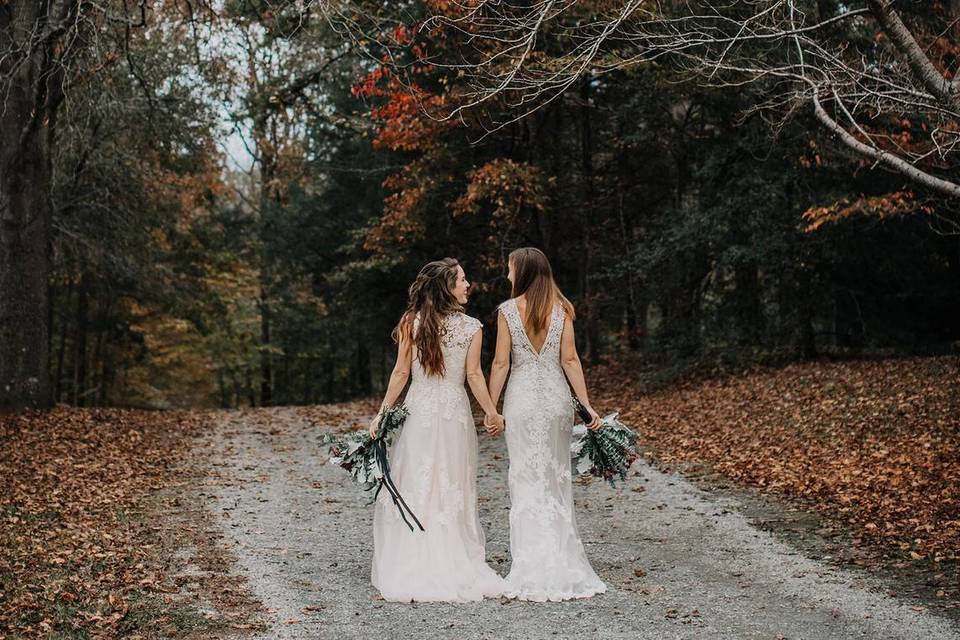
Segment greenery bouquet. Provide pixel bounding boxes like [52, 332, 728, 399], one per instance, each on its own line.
[324, 404, 424, 531]
[570, 398, 640, 486]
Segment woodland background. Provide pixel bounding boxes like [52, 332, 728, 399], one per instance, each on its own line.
[1, 0, 959, 411]
[3, 2, 960, 636]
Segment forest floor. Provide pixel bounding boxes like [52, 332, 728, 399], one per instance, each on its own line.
[2, 356, 958, 639]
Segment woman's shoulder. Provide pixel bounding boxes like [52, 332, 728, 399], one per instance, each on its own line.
[497, 296, 562, 312]
[458, 310, 481, 322]
[554, 296, 574, 317]
[448, 310, 482, 330]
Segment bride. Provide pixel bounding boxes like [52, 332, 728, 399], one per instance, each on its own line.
[487, 247, 607, 601]
[369, 257, 506, 602]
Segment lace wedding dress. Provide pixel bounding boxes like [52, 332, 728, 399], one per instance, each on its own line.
[498, 298, 607, 601]
[371, 312, 506, 602]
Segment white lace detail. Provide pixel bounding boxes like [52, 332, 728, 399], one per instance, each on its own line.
[411, 312, 482, 383]
[497, 299, 563, 367]
[440, 313, 483, 350]
[499, 297, 606, 601]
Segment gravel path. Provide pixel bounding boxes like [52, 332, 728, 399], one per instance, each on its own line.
[205, 407, 959, 640]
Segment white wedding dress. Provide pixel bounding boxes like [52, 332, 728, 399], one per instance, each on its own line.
[498, 298, 607, 601]
[371, 311, 506, 602]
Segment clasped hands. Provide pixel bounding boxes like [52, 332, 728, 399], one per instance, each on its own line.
[371, 406, 597, 438]
[483, 412, 505, 437]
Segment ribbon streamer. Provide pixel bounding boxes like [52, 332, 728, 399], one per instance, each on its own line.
[573, 397, 594, 424]
[370, 436, 425, 532]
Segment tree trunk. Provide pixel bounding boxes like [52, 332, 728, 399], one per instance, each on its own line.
[301, 358, 312, 404]
[355, 341, 371, 396]
[245, 366, 257, 407]
[73, 272, 89, 406]
[217, 370, 230, 408]
[618, 193, 642, 350]
[325, 332, 334, 402]
[259, 285, 272, 405]
[0, 109, 49, 407]
[578, 76, 600, 362]
[799, 302, 817, 359]
[0, 1, 70, 411]
[91, 328, 104, 405]
[53, 277, 73, 402]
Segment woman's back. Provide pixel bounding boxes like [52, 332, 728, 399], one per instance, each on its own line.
[498, 297, 565, 377]
[373, 309, 503, 602]
[410, 311, 481, 387]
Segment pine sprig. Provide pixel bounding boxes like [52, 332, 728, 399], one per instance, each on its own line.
[322, 404, 410, 493]
[570, 403, 640, 486]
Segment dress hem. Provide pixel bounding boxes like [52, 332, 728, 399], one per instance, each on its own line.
[501, 581, 607, 602]
[374, 582, 505, 603]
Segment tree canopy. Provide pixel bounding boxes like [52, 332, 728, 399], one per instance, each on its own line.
[1, 0, 958, 410]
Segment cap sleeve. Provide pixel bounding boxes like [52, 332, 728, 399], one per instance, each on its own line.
[464, 315, 482, 341]
[497, 299, 518, 332]
[442, 313, 482, 350]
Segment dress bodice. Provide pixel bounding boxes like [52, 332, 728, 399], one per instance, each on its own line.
[410, 311, 482, 388]
[497, 298, 565, 375]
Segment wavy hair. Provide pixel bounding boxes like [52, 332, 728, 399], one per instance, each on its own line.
[392, 257, 463, 377]
[509, 247, 575, 335]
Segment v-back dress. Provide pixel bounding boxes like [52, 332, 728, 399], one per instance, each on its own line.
[498, 298, 606, 601]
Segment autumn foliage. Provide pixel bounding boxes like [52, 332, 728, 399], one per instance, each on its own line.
[593, 356, 960, 563]
[0, 407, 212, 637]
[802, 191, 933, 231]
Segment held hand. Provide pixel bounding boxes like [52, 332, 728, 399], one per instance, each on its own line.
[369, 403, 390, 439]
[585, 405, 602, 431]
[484, 413, 505, 437]
[491, 414, 505, 436]
[482, 413, 495, 436]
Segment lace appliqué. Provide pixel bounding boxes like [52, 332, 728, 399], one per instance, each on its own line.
[390, 457, 467, 530]
[498, 297, 606, 600]
[412, 312, 482, 363]
[440, 313, 482, 351]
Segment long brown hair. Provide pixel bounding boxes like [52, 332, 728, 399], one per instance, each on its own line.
[392, 257, 463, 377]
[509, 247, 575, 335]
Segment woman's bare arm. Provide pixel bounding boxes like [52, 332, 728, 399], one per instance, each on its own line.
[559, 314, 601, 430]
[369, 327, 413, 437]
[487, 310, 512, 410]
[465, 329, 504, 432]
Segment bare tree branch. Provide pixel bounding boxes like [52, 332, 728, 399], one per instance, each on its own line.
[867, 0, 960, 112]
[321, 1, 960, 198]
[813, 85, 960, 198]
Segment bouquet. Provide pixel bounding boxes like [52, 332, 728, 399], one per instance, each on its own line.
[570, 397, 640, 486]
[323, 404, 424, 532]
